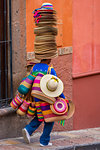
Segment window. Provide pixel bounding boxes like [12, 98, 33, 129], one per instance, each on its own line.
[0, 0, 13, 108]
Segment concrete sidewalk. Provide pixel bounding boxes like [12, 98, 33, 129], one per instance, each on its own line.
[0, 127, 100, 150]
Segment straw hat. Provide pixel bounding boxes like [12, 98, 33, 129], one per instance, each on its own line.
[51, 98, 75, 119]
[40, 74, 64, 97]
[35, 35, 56, 43]
[39, 15, 56, 20]
[36, 21, 57, 27]
[34, 26, 57, 35]
[39, 17, 57, 22]
[33, 3, 56, 26]
[33, 3, 58, 60]
[35, 52, 58, 60]
[34, 42, 57, 49]
[40, 3, 56, 12]
[31, 73, 56, 104]
[66, 100, 75, 119]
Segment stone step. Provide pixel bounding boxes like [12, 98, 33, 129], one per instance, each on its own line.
[0, 127, 100, 150]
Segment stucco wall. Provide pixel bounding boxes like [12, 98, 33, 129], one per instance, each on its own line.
[0, 113, 30, 139]
[72, 0, 100, 129]
[52, 54, 73, 131]
[0, 0, 73, 139]
[12, 0, 27, 95]
[73, 74, 100, 130]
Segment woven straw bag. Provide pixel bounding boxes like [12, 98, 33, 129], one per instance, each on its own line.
[18, 74, 35, 95]
[27, 102, 36, 118]
[10, 93, 24, 109]
[16, 100, 30, 116]
[40, 99, 75, 122]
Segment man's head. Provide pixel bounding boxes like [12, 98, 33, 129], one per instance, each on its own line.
[40, 59, 51, 64]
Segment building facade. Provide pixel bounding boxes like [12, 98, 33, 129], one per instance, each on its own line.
[0, 0, 100, 139]
[73, 0, 100, 129]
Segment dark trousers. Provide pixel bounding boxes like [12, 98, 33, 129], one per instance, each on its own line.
[25, 116, 54, 145]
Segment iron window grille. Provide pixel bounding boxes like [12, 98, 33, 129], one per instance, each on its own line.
[0, 0, 13, 108]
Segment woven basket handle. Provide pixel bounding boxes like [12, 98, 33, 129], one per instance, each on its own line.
[47, 65, 53, 74]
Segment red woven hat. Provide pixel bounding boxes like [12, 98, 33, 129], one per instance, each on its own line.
[50, 98, 68, 115]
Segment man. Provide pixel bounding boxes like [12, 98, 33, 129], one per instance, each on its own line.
[22, 3, 65, 146]
[22, 59, 65, 146]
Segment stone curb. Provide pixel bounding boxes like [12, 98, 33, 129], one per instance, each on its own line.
[0, 127, 100, 150]
[57, 142, 100, 150]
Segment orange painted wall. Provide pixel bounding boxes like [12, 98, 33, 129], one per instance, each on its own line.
[26, 0, 72, 52]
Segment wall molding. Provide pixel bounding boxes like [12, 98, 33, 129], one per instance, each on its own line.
[73, 71, 100, 79]
[58, 46, 72, 55]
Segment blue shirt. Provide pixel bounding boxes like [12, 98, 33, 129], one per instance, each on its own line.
[32, 63, 65, 99]
[33, 63, 57, 76]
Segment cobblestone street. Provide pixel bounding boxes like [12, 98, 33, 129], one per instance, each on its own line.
[0, 127, 100, 150]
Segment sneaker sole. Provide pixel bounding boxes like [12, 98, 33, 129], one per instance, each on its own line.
[22, 129, 30, 144]
[40, 143, 52, 147]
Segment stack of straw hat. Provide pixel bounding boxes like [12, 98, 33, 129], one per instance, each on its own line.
[33, 3, 58, 60]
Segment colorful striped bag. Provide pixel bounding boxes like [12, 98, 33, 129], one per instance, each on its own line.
[10, 93, 24, 109]
[27, 102, 36, 118]
[40, 99, 75, 122]
[35, 101, 44, 121]
[16, 100, 30, 116]
[18, 74, 36, 95]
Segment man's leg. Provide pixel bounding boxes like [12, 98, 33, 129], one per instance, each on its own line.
[25, 116, 42, 135]
[40, 121, 54, 146]
[22, 116, 42, 143]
